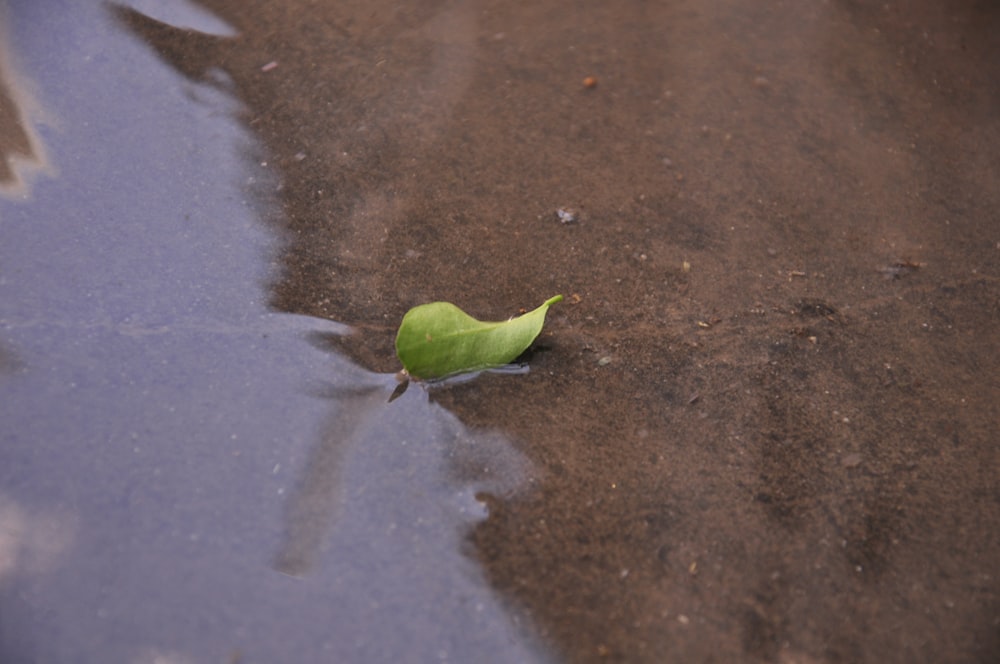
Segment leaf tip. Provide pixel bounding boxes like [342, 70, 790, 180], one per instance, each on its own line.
[544, 294, 564, 307]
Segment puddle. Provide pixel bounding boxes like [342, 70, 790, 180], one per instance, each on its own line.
[0, 2, 545, 662]
[3, 0, 999, 663]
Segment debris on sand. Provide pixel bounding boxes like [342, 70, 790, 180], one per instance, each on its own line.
[879, 260, 924, 279]
[556, 207, 579, 224]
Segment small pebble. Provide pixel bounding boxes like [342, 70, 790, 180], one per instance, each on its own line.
[841, 453, 863, 468]
[556, 207, 579, 224]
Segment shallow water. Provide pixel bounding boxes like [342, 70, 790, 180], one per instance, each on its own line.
[2, 1, 998, 662]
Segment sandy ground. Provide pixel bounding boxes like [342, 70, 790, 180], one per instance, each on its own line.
[17, 0, 1000, 661]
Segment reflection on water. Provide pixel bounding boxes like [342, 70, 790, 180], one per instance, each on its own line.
[275, 370, 535, 579]
[0, 341, 21, 374]
[0, 495, 76, 582]
[0, 12, 50, 198]
[271, 366, 547, 661]
[274, 380, 387, 577]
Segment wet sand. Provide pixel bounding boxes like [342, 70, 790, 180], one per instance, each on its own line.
[5, 0, 999, 661]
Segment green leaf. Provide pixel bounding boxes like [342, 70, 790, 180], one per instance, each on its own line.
[395, 295, 563, 380]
